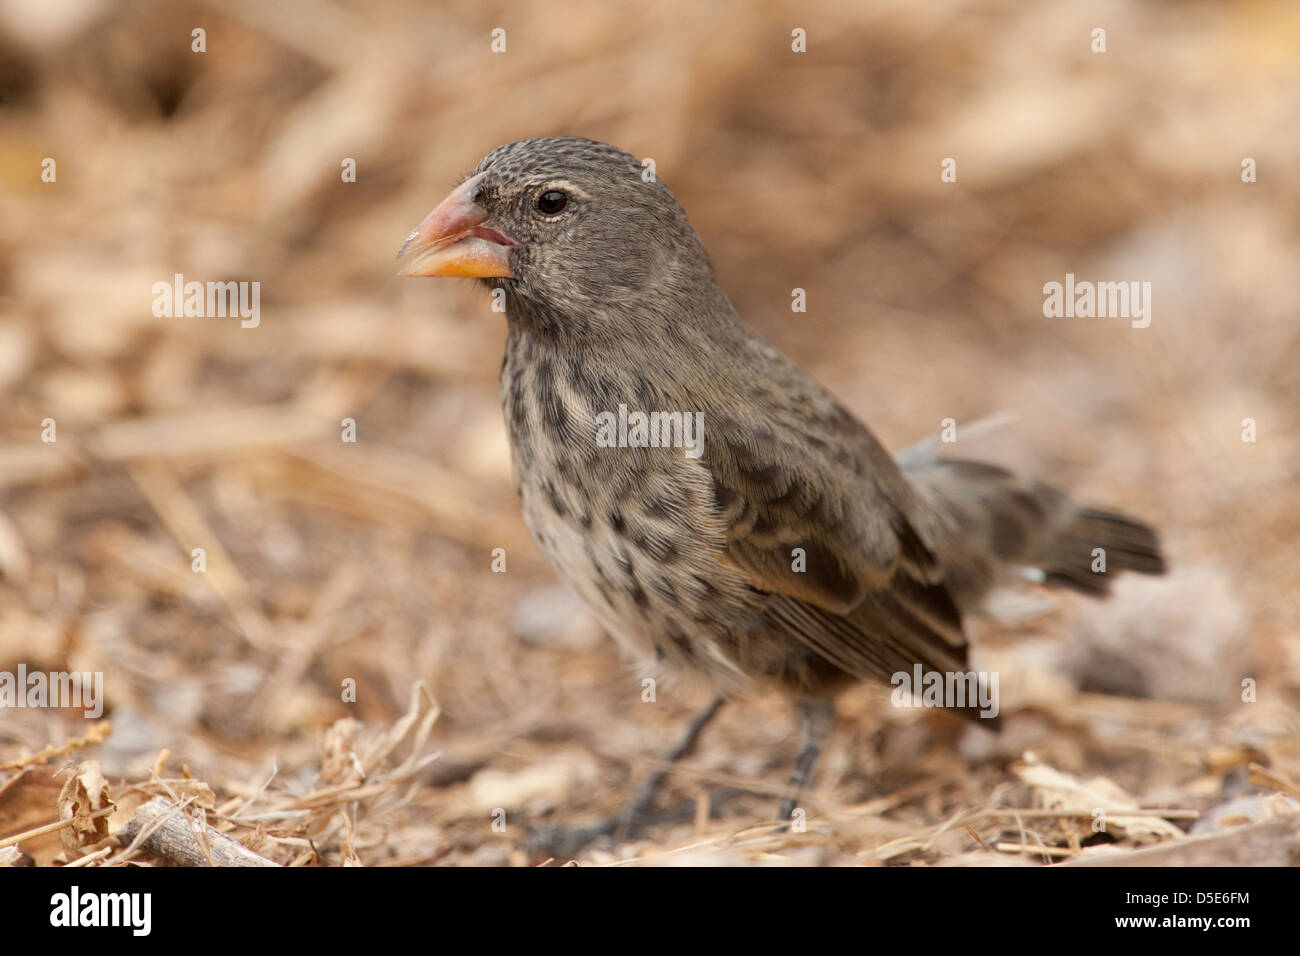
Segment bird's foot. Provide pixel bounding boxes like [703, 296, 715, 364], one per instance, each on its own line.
[524, 792, 735, 861]
[524, 817, 619, 861]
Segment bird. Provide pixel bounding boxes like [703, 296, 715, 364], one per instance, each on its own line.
[397, 136, 1165, 843]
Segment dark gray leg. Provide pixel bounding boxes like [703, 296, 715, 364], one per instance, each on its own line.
[777, 697, 836, 822]
[619, 696, 726, 840]
[528, 697, 726, 858]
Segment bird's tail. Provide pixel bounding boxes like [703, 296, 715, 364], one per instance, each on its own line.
[901, 457, 1166, 608]
[1034, 505, 1165, 594]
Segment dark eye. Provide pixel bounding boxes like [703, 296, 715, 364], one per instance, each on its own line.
[536, 190, 568, 215]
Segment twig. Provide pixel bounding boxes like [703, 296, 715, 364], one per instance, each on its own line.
[0, 721, 113, 771]
[116, 797, 280, 867]
[0, 806, 116, 849]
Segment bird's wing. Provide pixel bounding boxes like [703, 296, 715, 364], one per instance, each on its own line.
[691, 343, 972, 679]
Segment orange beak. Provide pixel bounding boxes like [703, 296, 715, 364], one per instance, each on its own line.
[396, 173, 516, 278]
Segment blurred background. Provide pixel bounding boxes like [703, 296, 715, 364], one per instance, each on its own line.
[1, 0, 1297, 866]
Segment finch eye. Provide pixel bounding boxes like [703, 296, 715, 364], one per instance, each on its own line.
[536, 190, 568, 215]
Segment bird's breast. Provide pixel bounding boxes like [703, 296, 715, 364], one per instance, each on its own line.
[498, 331, 763, 694]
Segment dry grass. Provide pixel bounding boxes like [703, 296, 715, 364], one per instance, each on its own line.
[1, 0, 1299, 867]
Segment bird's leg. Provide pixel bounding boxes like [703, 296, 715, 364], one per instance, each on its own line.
[526, 697, 725, 859]
[777, 697, 836, 823]
[617, 696, 726, 841]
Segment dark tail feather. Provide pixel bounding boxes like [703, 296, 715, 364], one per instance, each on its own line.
[901, 457, 1166, 605]
[1039, 508, 1166, 595]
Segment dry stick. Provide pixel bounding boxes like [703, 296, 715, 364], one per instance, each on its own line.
[0, 805, 116, 850]
[1247, 762, 1300, 801]
[923, 803, 978, 852]
[65, 846, 114, 867]
[117, 797, 280, 867]
[225, 761, 282, 822]
[151, 749, 171, 778]
[362, 680, 440, 775]
[288, 772, 439, 812]
[1070, 692, 1204, 724]
[871, 840, 927, 863]
[219, 809, 310, 824]
[1014, 811, 1029, 860]
[0, 720, 113, 771]
[977, 808, 1199, 820]
[964, 824, 993, 853]
[996, 843, 1075, 859]
[842, 778, 945, 817]
[106, 796, 200, 867]
[147, 770, 216, 866]
[609, 826, 831, 867]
